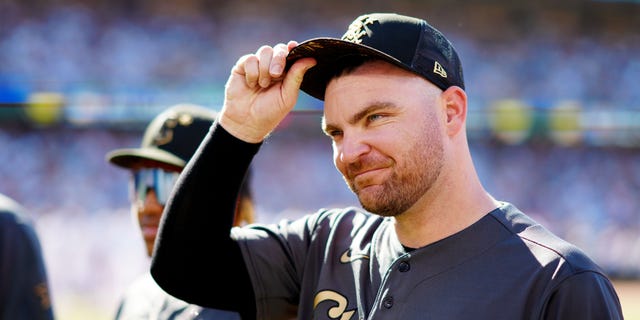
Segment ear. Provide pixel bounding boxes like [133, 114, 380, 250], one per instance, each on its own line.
[441, 86, 467, 137]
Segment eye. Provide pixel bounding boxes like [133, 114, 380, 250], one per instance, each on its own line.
[366, 113, 384, 123]
[325, 129, 343, 139]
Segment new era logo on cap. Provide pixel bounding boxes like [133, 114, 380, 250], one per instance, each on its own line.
[433, 61, 447, 78]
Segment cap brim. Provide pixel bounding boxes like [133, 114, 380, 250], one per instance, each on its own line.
[106, 147, 186, 169]
[285, 38, 410, 101]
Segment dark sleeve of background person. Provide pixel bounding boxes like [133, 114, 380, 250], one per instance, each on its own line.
[0, 200, 54, 320]
[151, 123, 260, 319]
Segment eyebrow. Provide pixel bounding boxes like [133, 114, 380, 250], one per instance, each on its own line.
[322, 102, 397, 134]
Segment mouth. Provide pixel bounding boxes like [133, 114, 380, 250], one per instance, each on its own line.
[351, 167, 388, 188]
[141, 224, 159, 239]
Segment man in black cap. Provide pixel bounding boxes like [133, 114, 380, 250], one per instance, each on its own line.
[106, 103, 254, 319]
[150, 13, 623, 319]
[0, 193, 54, 320]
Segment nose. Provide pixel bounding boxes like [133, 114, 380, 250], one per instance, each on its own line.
[137, 188, 164, 215]
[336, 131, 370, 166]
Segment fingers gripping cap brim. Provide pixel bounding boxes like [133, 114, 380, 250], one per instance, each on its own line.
[286, 38, 415, 101]
[106, 148, 186, 169]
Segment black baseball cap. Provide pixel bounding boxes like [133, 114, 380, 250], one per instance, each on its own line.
[106, 103, 216, 169]
[286, 13, 464, 101]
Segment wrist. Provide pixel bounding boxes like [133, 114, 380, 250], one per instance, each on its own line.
[218, 116, 268, 144]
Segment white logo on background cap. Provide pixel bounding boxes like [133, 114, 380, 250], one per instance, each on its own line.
[153, 113, 194, 146]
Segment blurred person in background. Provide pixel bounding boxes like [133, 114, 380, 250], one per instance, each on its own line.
[149, 13, 623, 319]
[0, 193, 54, 320]
[106, 103, 255, 319]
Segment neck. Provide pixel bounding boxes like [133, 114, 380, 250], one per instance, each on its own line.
[394, 151, 499, 249]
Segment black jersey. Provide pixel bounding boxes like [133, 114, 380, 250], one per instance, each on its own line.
[232, 203, 622, 319]
[152, 124, 623, 320]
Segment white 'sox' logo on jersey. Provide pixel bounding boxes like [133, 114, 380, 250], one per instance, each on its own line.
[314, 290, 356, 320]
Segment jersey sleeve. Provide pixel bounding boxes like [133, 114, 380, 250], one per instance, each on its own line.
[150, 122, 261, 318]
[542, 271, 623, 319]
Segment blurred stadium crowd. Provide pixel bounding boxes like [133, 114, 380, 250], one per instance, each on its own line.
[0, 0, 639, 318]
[1, 0, 639, 126]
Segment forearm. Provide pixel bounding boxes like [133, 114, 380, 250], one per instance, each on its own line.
[150, 122, 261, 314]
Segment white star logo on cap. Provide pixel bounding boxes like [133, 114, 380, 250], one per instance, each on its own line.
[342, 16, 375, 44]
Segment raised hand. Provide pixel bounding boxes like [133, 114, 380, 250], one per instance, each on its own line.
[219, 41, 317, 143]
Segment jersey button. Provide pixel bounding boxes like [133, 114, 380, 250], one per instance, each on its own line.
[383, 296, 394, 309]
[398, 261, 410, 272]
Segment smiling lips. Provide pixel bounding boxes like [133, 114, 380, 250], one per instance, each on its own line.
[350, 166, 389, 188]
[347, 153, 393, 181]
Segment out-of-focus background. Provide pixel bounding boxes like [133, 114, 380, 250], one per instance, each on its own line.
[0, 0, 639, 319]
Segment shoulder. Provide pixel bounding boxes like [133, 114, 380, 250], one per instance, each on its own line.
[543, 270, 623, 318]
[0, 194, 41, 249]
[0, 193, 24, 212]
[312, 206, 382, 227]
[0, 193, 30, 228]
[489, 203, 623, 316]
[118, 273, 167, 305]
[292, 207, 387, 239]
[240, 206, 381, 233]
[491, 202, 605, 275]
[231, 206, 386, 250]
[116, 273, 243, 320]
[116, 274, 190, 318]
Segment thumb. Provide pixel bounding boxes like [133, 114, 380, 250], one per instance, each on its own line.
[281, 58, 317, 105]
